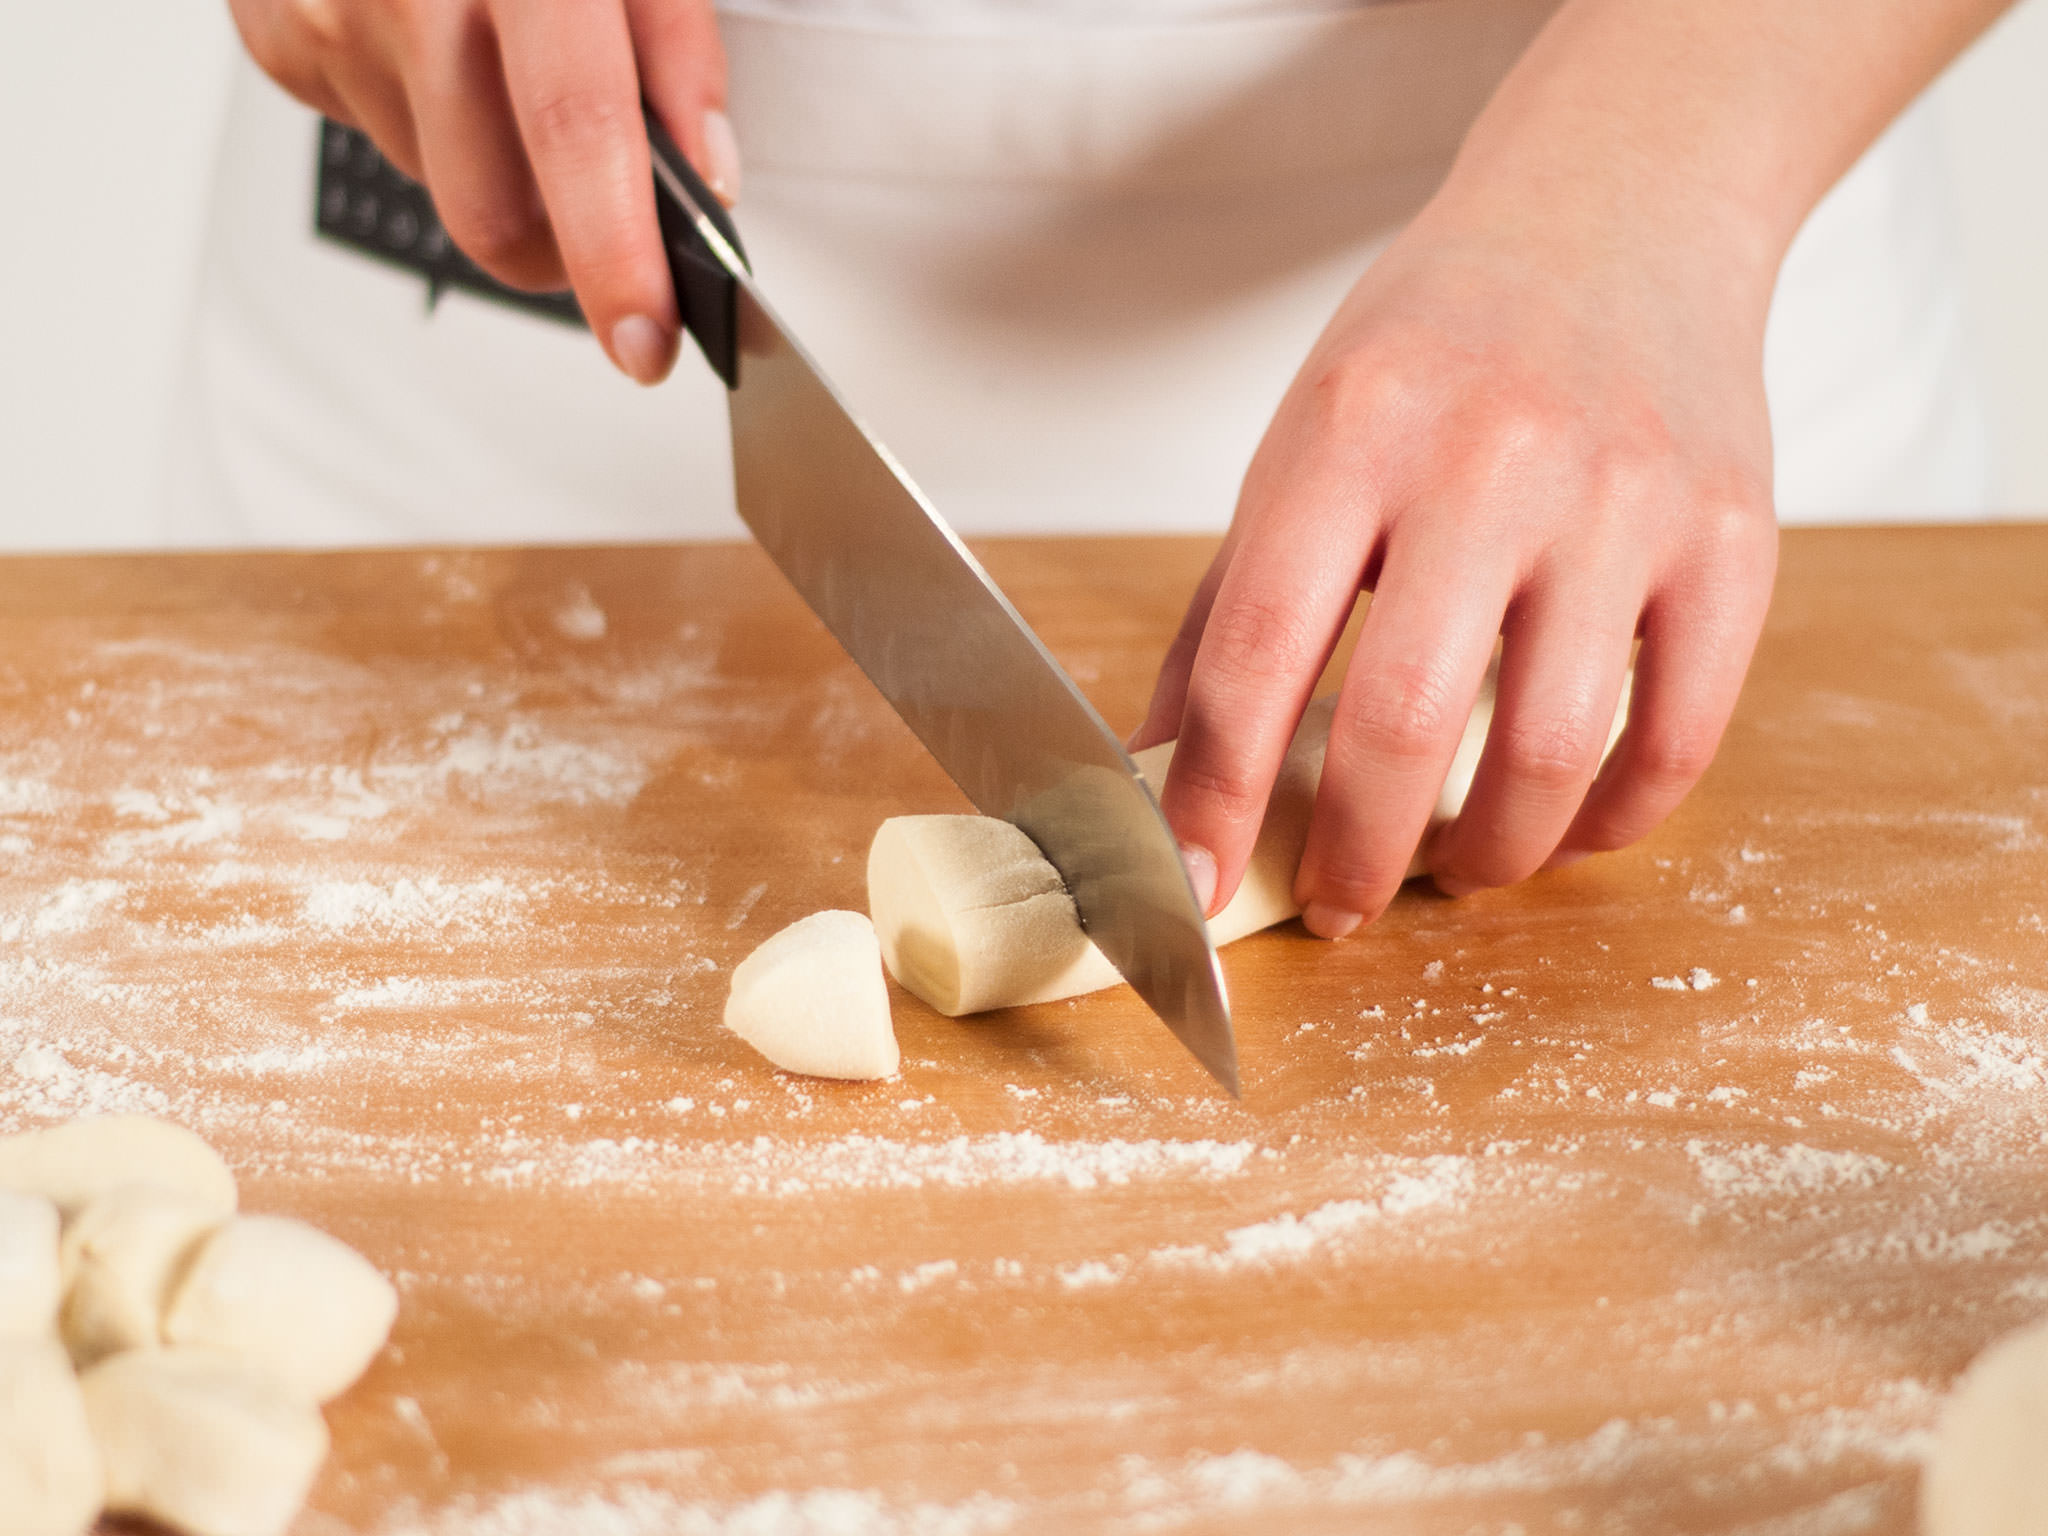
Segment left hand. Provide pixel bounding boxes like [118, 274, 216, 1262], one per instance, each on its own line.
[1130, 149, 1780, 937]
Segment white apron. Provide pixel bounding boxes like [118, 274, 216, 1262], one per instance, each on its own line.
[162, 0, 1989, 547]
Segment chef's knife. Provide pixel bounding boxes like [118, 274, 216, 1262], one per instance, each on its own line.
[645, 113, 1237, 1095]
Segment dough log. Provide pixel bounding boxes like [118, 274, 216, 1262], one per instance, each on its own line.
[870, 667, 1629, 1017]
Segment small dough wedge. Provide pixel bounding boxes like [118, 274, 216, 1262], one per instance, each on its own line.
[60, 1184, 224, 1367]
[80, 1347, 328, 1536]
[0, 1189, 62, 1338]
[0, 1335, 103, 1536]
[162, 1215, 398, 1404]
[724, 910, 899, 1080]
[0, 1117, 237, 1221]
[870, 667, 1629, 1017]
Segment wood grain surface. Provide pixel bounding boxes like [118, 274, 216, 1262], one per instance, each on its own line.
[2, 528, 2045, 1535]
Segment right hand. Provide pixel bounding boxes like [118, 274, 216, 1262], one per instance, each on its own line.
[228, 0, 738, 385]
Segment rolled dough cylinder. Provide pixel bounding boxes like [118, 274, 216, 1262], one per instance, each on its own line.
[871, 665, 1629, 1017]
[80, 1347, 328, 1536]
[0, 1117, 237, 1222]
[59, 1184, 224, 1367]
[0, 1335, 102, 1536]
[162, 1215, 398, 1404]
[0, 1189, 61, 1338]
[724, 910, 900, 1080]
[1921, 1316, 2048, 1536]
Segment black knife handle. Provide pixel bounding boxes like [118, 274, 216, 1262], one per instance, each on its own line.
[645, 107, 749, 390]
[314, 118, 584, 327]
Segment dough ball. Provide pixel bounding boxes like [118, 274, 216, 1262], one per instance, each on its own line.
[60, 1183, 224, 1367]
[725, 910, 900, 1080]
[0, 1335, 102, 1536]
[1922, 1316, 2048, 1536]
[162, 1215, 397, 1405]
[0, 1117, 237, 1221]
[80, 1347, 328, 1536]
[0, 1190, 61, 1338]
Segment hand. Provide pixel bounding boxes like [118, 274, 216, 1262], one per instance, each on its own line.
[228, 0, 738, 385]
[1133, 158, 1780, 937]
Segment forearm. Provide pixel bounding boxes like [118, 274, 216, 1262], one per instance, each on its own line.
[1439, 0, 2016, 301]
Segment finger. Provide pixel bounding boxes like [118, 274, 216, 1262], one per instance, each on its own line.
[326, 62, 426, 179]
[405, 5, 563, 290]
[1553, 511, 1776, 859]
[1155, 483, 1371, 917]
[495, 0, 681, 385]
[630, 0, 739, 203]
[1424, 565, 1641, 895]
[1127, 534, 1236, 753]
[240, 0, 422, 173]
[1293, 527, 1514, 936]
[229, 0, 352, 121]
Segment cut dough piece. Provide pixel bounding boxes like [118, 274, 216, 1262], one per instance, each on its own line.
[60, 1183, 224, 1367]
[725, 910, 900, 1080]
[1922, 1316, 2048, 1536]
[870, 664, 1631, 1017]
[870, 695, 1363, 1018]
[80, 1347, 328, 1536]
[0, 1117, 237, 1221]
[0, 1190, 61, 1337]
[162, 1215, 397, 1404]
[865, 816, 1120, 1017]
[0, 1336, 102, 1536]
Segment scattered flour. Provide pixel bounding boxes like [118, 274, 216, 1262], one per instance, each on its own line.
[389, 1487, 1019, 1536]
[1687, 1141, 1893, 1202]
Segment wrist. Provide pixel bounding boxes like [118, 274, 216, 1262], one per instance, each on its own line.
[1422, 0, 1863, 326]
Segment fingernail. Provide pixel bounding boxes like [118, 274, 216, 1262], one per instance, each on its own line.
[610, 314, 675, 386]
[1301, 901, 1361, 940]
[1179, 843, 1218, 917]
[703, 108, 742, 204]
[1546, 849, 1591, 870]
[1431, 875, 1480, 899]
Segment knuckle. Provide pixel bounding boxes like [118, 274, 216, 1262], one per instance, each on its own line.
[287, 0, 349, 47]
[1199, 595, 1318, 693]
[1302, 356, 1408, 440]
[523, 82, 634, 163]
[1571, 816, 1638, 855]
[1170, 754, 1268, 832]
[1339, 662, 1457, 768]
[1634, 721, 1719, 789]
[1305, 842, 1402, 914]
[1701, 490, 1779, 579]
[1587, 444, 1672, 520]
[1493, 706, 1603, 794]
[1474, 401, 1558, 479]
[233, 2, 324, 98]
[1432, 853, 1513, 895]
[442, 198, 552, 283]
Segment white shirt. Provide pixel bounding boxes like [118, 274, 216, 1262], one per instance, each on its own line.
[163, 0, 1986, 548]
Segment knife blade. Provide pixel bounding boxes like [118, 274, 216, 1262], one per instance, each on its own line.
[645, 114, 1237, 1095]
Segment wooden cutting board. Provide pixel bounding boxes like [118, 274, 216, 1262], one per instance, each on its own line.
[1, 528, 2043, 1534]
